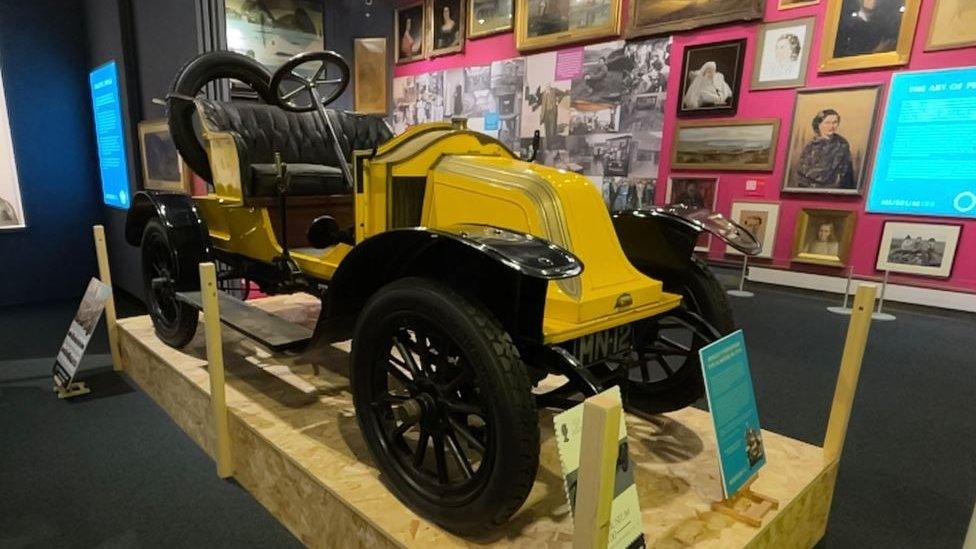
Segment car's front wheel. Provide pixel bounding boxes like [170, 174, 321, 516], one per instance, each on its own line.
[350, 277, 539, 534]
[141, 219, 199, 347]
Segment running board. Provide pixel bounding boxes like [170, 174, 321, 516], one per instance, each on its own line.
[177, 291, 313, 351]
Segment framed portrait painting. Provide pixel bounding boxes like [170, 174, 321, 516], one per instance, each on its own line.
[791, 208, 857, 267]
[354, 38, 389, 114]
[875, 221, 962, 278]
[666, 176, 719, 251]
[679, 39, 745, 117]
[782, 85, 880, 195]
[138, 119, 192, 193]
[515, 0, 622, 52]
[628, 0, 763, 39]
[672, 119, 780, 172]
[819, 0, 921, 72]
[468, 0, 513, 38]
[926, 0, 976, 51]
[427, 0, 465, 57]
[751, 18, 815, 90]
[729, 201, 780, 258]
[396, 3, 426, 64]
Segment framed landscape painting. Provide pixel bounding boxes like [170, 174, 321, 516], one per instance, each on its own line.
[729, 201, 780, 258]
[628, 0, 763, 39]
[468, 0, 513, 38]
[671, 119, 780, 171]
[516, 0, 622, 52]
[819, 0, 921, 72]
[876, 221, 961, 278]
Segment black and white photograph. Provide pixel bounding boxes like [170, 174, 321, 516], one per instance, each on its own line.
[522, 51, 572, 146]
[428, 0, 465, 57]
[0, 73, 25, 230]
[444, 65, 492, 120]
[619, 36, 671, 133]
[876, 221, 962, 278]
[396, 2, 426, 64]
[392, 72, 446, 133]
[751, 18, 815, 90]
[679, 39, 746, 117]
[602, 176, 656, 211]
[490, 58, 526, 149]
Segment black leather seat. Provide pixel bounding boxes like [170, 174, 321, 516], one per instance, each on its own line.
[198, 99, 392, 198]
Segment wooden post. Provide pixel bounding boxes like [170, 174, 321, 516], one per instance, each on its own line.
[573, 390, 622, 549]
[200, 262, 234, 479]
[93, 225, 122, 372]
[823, 284, 877, 464]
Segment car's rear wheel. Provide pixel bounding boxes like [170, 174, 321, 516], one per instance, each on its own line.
[350, 278, 539, 534]
[141, 219, 198, 347]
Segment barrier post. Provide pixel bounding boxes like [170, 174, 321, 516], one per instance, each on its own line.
[823, 284, 877, 463]
[572, 390, 622, 549]
[200, 262, 234, 479]
[93, 225, 122, 371]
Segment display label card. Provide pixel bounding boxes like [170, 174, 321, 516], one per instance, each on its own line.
[53, 278, 111, 388]
[553, 386, 644, 549]
[89, 60, 131, 209]
[555, 47, 584, 80]
[866, 66, 976, 219]
[484, 111, 499, 131]
[699, 330, 766, 498]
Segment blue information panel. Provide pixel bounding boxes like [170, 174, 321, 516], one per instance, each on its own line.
[89, 61, 130, 209]
[699, 330, 765, 498]
[866, 67, 976, 218]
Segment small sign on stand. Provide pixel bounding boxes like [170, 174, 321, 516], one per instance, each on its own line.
[52, 278, 111, 399]
[699, 330, 778, 527]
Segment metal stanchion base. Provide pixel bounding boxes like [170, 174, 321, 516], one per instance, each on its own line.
[872, 312, 896, 321]
[827, 306, 852, 315]
[727, 290, 755, 298]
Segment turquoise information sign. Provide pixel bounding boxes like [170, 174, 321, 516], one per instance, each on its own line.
[699, 330, 765, 497]
[89, 61, 130, 209]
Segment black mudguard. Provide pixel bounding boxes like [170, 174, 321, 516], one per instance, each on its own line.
[310, 224, 582, 346]
[125, 190, 212, 291]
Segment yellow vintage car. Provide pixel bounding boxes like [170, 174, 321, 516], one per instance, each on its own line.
[125, 51, 759, 534]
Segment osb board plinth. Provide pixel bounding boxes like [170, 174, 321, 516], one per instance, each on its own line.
[118, 294, 836, 548]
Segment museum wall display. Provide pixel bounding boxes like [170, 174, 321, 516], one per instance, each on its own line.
[391, 0, 976, 293]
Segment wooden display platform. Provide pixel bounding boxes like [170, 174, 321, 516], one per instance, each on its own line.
[117, 295, 837, 548]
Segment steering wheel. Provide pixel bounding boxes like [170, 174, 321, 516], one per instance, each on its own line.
[270, 51, 350, 113]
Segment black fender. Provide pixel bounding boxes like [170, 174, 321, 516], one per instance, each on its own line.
[313, 224, 582, 345]
[611, 206, 760, 278]
[126, 190, 213, 290]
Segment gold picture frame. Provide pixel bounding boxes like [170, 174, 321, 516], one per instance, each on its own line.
[395, 2, 427, 64]
[138, 119, 192, 193]
[354, 38, 389, 114]
[468, 0, 513, 38]
[627, 0, 763, 39]
[671, 119, 780, 172]
[778, 0, 820, 10]
[819, 0, 921, 73]
[790, 208, 857, 267]
[925, 0, 976, 52]
[427, 0, 465, 58]
[515, 0, 622, 52]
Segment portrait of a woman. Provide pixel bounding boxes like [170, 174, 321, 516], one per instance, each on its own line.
[429, 0, 464, 55]
[763, 33, 802, 81]
[790, 109, 855, 189]
[396, 4, 424, 63]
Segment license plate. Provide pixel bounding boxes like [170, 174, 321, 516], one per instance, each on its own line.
[570, 324, 633, 365]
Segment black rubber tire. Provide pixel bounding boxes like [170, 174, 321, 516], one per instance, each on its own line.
[350, 277, 539, 534]
[141, 219, 198, 348]
[167, 51, 276, 183]
[665, 257, 735, 336]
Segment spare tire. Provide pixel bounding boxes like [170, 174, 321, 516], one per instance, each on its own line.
[167, 51, 276, 183]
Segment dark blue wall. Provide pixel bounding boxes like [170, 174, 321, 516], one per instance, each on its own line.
[0, 0, 103, 307]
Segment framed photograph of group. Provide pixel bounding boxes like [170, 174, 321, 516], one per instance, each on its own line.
[751, 18, 815, 90]
[396, 2, 427, 64]
[515, 0, 622, 52]
[819, 0, 922, 72]
[671, 119, 780, 172]
[628, 0, 763, 38]
[427, 0, 465, 57]
[876, 221, 962, 278]
[790, 208, 857, 267]
[679, 39, 745, 117]
[782, 85, 881, 195]
[468, 0, 513, 38]
[729, 201, 780, 258]
[926, 0, 976, 51]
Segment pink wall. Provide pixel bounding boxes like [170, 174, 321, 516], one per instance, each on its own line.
[394, 0, 976, 292]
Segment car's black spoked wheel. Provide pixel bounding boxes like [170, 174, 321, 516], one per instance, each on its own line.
[141, 219, 199, 347]
[619, 308, 720, 414]
[351, 278, 539, 534]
